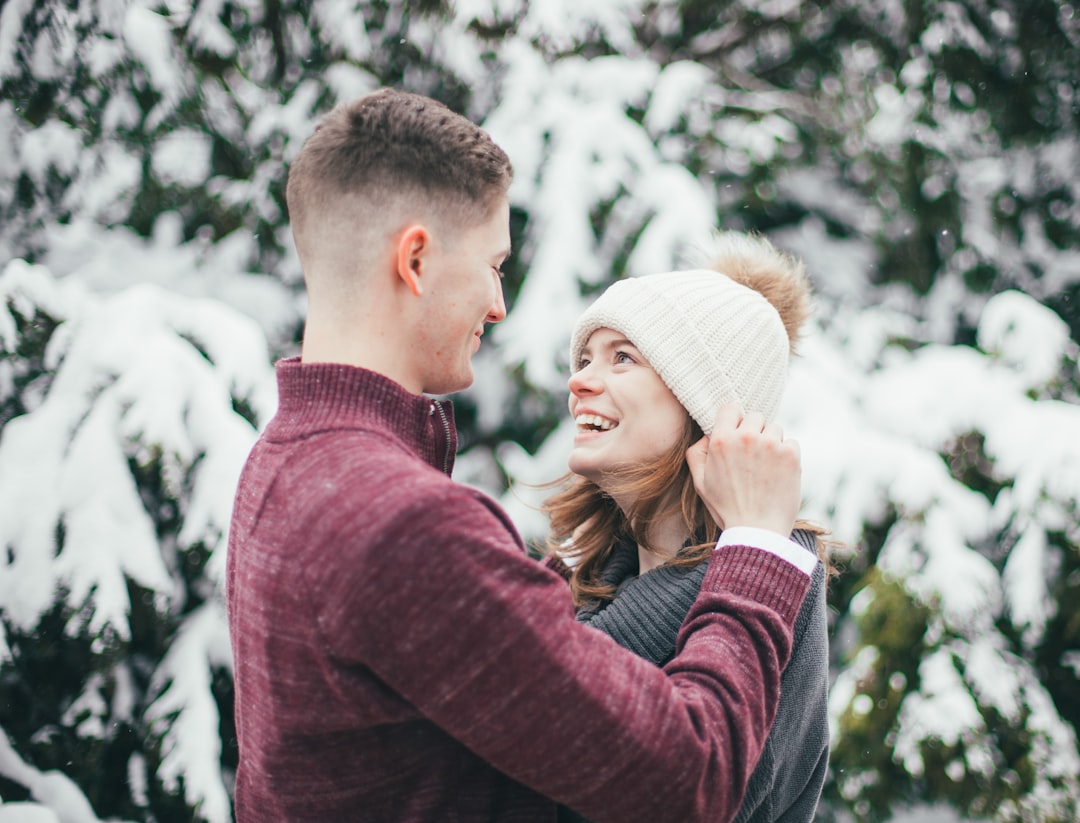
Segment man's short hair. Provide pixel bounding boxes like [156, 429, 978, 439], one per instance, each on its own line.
[286, 88, 513, 250]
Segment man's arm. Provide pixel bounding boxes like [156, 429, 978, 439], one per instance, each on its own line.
[340, 497, 809, 823]
[317, 405, 814, 823]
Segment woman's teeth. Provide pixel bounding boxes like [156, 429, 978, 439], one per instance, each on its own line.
[575, 414, 617, 431]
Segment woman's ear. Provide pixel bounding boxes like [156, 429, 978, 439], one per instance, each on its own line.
[395, 224, 428, 297]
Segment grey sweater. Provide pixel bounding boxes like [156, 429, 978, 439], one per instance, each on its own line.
[566, 530, 829, 823]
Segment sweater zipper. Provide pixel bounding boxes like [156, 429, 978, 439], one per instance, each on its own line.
[431, 400, 453, 475]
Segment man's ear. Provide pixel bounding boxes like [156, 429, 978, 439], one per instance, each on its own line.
[395, 224, 429, 298]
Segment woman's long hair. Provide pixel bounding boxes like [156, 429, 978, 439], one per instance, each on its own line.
[543, 415, 834, 607]
[544, 417, 711, 607]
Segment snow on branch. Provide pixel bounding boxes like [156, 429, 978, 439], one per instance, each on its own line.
[0, 259, 273, 638]
[144, 601, 233, 823]
[0, 726, 125, 822]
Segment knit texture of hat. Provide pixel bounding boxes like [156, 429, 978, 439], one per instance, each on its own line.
[569, 270, 790, 433]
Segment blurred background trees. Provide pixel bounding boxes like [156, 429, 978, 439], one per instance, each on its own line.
[1, 1, 1077, 820]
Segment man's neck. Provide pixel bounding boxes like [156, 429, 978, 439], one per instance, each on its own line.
[301, 310, 424, 395]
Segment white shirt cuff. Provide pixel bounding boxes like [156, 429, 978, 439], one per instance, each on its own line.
[715, 526, 818, 576]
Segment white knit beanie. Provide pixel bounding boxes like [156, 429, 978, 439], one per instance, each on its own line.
[569, 269, 790, 434]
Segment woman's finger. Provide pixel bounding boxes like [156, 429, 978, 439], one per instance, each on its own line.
[711, 402, 745, 434]
[740, 410, 766, 433]
[763, 421, 784, 442]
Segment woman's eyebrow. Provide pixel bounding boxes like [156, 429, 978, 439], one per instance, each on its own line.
[583, 336, 639, 358]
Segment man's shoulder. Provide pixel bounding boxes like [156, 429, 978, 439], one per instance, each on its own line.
[243, 426, 455, 518]
[249, 423, 523, 545]
[269, 425, 433, 477]
[283, 430, 505, 515]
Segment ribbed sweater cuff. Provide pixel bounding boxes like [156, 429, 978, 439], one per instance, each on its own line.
[704, 545, 812, 626]
[717, 526, 818, 575]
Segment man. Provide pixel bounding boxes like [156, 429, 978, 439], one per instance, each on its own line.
[226, 88, 820, 822]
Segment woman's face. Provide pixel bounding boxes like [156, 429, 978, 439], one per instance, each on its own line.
[567, 327, 689, 493]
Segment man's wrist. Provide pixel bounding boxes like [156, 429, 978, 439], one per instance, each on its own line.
[715, 526, 817, 576]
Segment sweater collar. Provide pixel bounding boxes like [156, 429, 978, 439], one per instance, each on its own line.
[577, 535, 705, 618]
[266, 357, 457, 475]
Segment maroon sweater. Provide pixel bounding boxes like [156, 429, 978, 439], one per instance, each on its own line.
[226, 358, 812, 823]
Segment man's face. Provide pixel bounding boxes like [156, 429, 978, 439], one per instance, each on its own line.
[416, 196, 511, 395]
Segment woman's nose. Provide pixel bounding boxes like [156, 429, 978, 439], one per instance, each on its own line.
[568, 364, 600, 397]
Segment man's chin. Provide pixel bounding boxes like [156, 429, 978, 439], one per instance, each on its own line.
[425, 367, 473, 396]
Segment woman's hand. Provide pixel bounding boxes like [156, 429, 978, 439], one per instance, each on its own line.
[685, 403, 801, 537]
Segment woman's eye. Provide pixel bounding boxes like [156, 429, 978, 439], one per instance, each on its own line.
[614, 351, 634, 364]
[576, 357, 591, 371]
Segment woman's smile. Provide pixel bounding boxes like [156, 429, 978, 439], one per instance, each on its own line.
[566, 328, 688, 486]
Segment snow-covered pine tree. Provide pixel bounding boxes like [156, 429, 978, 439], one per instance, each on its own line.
[0, 259, 275, 820]
[2, 0, 1079, 820]
[794, 290, 1080, 822]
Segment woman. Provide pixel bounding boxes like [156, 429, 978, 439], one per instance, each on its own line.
[545, 231, 831, 823]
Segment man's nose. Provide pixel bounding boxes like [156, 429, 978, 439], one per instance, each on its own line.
[487, 274, 507, 323]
